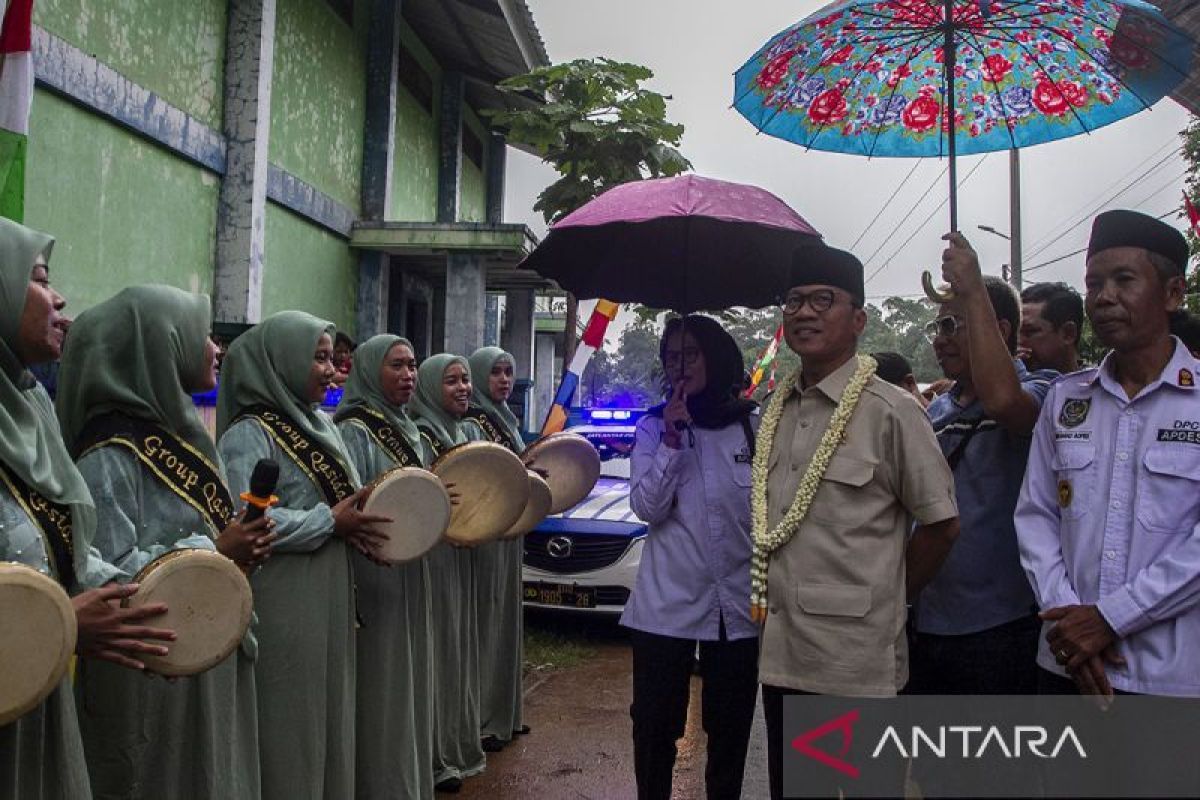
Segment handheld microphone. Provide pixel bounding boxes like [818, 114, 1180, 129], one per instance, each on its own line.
[241, 459, 280, 523]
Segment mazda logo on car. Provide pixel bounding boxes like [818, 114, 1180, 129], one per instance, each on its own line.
[547, 536, 573, 558]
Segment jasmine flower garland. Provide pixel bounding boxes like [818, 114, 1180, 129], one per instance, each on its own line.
[749, 354, 877, 623]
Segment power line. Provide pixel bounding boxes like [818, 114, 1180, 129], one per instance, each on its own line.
[860, 163, 949, 268]
[864, 155, 990, 287]
[1023, 207, 1180, 275]
[850, 161, 924, 251]
[1023, 148, 1183, 262]
[1021, 137, 1180, 256]
[1127, 171, 1188, 211]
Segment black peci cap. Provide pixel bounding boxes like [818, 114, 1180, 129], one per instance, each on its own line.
[1087, 209, 1189, 274]
[788, 244, 865, 306]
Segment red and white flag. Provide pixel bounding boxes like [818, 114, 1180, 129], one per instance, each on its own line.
[0, 0, 34, 222]
[1184, 192, 1200, 240]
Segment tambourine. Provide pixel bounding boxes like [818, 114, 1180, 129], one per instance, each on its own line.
[0, 562, 76, 726]
[360, 467, 450, 563]
[522, 432, 602, 515]
[125, 549, 252, 677]
[502, 470, 553, 540]
[431, 442, 529, 545]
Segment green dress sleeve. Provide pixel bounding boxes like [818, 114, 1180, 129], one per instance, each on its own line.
[76, 447, 216, 581]
[218, 417, 336, 553]
[337, 419, 396, 483]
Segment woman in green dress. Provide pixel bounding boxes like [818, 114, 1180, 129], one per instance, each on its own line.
[57, 284, 274, 800]
[409, 354, 486, 792]
[462, 347, 528, 751]
[0, 218, 174, 800]
[215, 311, 389, 800]
[333, 334, 436, 800]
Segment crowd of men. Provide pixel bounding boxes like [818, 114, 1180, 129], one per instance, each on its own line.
[754, 209, 1199, 798]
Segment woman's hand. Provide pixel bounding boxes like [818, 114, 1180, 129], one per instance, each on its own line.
[216, 510, 276, 567]
[73, 583, 176, 671]
[662, 382, 691, 449]
[331, 487, 392, 556]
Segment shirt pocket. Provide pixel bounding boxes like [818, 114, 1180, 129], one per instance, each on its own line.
[1052, 442, 1096, 522]
[1137, 445, 1200, 534]
[793, 583, 875, 667]
[732, 458, 753, 488]
[807, 455, 877, 525]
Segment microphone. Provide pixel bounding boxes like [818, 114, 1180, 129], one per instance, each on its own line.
[240, 459, 280, 523]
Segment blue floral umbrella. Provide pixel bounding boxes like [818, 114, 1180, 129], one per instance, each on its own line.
[734, 0, 1194, 229]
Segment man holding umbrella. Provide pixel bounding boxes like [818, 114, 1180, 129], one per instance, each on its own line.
[752, 245, 960, 799]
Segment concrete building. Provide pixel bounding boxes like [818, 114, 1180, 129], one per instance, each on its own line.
[25, 0, 556, 405]
[1160, 1, 1200, 115]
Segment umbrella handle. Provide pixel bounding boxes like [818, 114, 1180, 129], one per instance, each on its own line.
[922, 270, 955, 303]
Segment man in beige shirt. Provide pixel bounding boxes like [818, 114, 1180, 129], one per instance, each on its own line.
[759, 245, 960, 799]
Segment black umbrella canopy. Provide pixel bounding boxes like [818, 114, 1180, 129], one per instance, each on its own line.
[519, 175, 823, 313]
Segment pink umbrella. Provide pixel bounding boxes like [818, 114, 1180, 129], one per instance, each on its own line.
[520, 174, 823, 312]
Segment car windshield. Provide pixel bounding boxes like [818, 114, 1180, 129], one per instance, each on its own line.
[577, 429, 633, 479]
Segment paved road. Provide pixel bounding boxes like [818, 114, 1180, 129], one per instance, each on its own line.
[458, 613, 769, 799]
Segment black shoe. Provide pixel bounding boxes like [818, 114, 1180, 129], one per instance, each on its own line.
[435, 777, 463, 794]
[481, 735, 506, 752]
[513, 725, 531, 736]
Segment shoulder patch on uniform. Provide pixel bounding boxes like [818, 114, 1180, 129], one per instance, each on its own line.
[1058, 398, 1091, 428]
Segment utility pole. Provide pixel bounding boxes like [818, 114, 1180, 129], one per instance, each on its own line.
[1010, 148, 1023, 291]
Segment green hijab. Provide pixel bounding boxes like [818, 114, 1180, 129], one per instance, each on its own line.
[57, 285, 218, 464]
[0, 217, 97, 582]
[408, 353, 470, 451]
[216, 310, 352, 475]
[333, 334, 423, 457]
[468, 346, 524, 448]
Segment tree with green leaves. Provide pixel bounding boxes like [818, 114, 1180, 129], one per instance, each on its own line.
[486, 58, 691, 359]
[1180, 116, 1200, 309]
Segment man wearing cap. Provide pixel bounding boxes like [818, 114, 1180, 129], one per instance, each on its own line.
[1016, 209, 1200, 699]
[756, 245, 959, 799]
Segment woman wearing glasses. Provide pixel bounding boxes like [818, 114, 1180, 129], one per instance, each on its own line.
[622, 315, 760, 800]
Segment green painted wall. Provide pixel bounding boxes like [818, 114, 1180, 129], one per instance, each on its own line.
[270, 0, 367, 212]
[262, 205, 356, 330]
[35, 0, 227, 129]
[24, 92, 218, 313]
[460, 107, 488, 223]
[390, 21, 441, 223]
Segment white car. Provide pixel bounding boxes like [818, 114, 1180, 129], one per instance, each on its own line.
[522, 414, 648, 615]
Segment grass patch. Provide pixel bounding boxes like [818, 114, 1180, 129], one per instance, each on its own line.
[524, 627, 596, 672]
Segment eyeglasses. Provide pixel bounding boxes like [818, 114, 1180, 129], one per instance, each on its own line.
[924, 315, 965, 342]
[781, 289, 839, 315]
[664, 348, 701, 368]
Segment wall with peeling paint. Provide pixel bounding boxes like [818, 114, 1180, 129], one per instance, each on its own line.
[36, 0, 227, 129]
[269, 0, 367, 212]
[262, 0, 367, 334]
[23, 92, 219, 312]
[391, 20, 440, 223]
[460, 106, 488, 223]
[262, 205, 357, 330]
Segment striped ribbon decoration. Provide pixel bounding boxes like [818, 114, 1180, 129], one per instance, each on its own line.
[540, 299, 620, 435]
[743, 323, 784, 399]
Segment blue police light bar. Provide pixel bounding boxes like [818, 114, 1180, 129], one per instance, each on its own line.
[585, 408, 638, 424]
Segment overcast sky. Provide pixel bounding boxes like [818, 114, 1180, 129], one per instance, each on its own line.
[504, 0, 1192, 318]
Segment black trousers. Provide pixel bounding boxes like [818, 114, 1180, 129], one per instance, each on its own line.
[629, 624, 758, 800]
[907, 613, 1041, 695]
[763, 685, 906, 800]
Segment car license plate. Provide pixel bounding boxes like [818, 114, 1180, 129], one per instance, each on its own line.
[523, 581, 596, 609]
